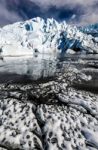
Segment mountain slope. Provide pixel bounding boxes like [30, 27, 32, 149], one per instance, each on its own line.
[0, 17, 98, 57]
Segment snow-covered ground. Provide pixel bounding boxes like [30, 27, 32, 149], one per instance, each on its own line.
[0, 58, 98, 150]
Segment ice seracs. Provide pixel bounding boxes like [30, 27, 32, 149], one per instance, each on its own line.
[79, 23, 98, 37]
[0, 17, 98, 57]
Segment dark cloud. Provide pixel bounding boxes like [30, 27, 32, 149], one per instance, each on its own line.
[0, 0, 98, 26]
[0, 0, 23, 26]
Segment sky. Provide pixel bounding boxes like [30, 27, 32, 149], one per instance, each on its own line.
[0, 0, 98, 26]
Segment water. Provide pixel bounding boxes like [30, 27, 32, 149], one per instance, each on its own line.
[0, 53, 58, 82]
[1, 53, 98, 85]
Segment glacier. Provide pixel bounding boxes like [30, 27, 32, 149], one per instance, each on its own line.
[0, 18, 98, 150]
[0, 17, 98, 57]
[79, 23, 98, 37]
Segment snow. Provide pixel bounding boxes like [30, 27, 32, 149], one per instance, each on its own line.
[79, 23, 98, 35]
[0, 97, 43, 149]
[0, 59, 98, 149]
[0, 17, 98, 79]
[0, 17, 98, 150]
[0, 17, 98, 58]
[81, 128, 98, 149]
[66, 49, 76, 54]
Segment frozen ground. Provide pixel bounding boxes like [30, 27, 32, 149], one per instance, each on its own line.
[0, 54, 98, 150]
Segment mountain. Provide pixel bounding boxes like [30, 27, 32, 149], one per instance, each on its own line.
[0, 17, 98, 57]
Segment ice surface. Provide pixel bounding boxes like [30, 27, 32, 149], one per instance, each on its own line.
[0, 17, 98, 58]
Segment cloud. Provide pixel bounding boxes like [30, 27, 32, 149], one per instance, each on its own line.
[29, 0, 98, 9]
[29, 0, 98, 25]
[0, 0, 24, 26]
[77, 7, 98, 26]
[71, 14, 76, 20]
[0, 0, 98, 26]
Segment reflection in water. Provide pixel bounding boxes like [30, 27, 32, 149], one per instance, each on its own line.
[26, 54, 58, 79]
[0, 53, 59, 80]
[1, 52, 98, 87]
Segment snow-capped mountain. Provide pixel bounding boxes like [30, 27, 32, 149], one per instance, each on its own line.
[0, 17, 98, 56]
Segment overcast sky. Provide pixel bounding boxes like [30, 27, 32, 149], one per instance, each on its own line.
[0, 0, 98, 26]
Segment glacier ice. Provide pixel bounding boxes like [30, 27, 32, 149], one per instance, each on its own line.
[79, 23, 98, 37]
[0, 17, 98, 57]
